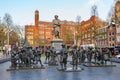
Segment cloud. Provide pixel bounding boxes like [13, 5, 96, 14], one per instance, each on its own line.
[89, 0, 101, 6]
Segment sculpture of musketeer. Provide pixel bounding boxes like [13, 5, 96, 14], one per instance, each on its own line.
[103, 48, 112, 64]
[60, 44, 68, 70]
[71, 45, 79, 70]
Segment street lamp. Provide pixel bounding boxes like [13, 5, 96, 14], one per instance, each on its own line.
[73, 27, 77, 45]
[7, 29, 13, 46]
[7, 29, 13, 54]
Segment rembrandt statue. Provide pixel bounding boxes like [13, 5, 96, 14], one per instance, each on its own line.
[52, 15, 61, 39]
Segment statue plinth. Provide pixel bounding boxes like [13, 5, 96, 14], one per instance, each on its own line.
[51, 39, 63, 53]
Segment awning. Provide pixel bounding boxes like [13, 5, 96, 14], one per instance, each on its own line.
[115, 46, 120, 49]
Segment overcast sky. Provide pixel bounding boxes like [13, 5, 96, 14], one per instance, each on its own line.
[0, 0, 115, 26]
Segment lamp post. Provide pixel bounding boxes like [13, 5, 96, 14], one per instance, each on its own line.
[7, 29, 13, 46]
[74, 27, 77, 45]
[74, 29, 76, 45]
[7, 29, 10, 47]
[92, 26, 97, 47]
[7, 29, 13, 54]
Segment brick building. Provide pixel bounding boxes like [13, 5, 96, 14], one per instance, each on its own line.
[25, 10, 75, 47]
[79, 16, 104, 47]
[107, 0, 120, 47]
[25, 1, 120, 47]
[25, 10, 53, 46]
[25, 10, 105, 47]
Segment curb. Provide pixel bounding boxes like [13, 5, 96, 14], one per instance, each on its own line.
[0, 57, 10, 63]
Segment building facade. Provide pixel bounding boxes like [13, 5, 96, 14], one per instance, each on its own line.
[25, 10, 106, 47]
[79, 16, 104, 47]
[107, 0, 120, 47]
[25, 10, 53, 46]
[25, 1, 120, 48]
[78, 0, 120, 48]
[25, 10, 75, 47]
[96, 26, 108, 47]
[115, 1, 120, 46]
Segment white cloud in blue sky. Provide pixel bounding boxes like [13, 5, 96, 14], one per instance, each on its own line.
[0, 0, 115, 25]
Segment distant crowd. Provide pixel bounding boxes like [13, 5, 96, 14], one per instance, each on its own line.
[0, 46, 8, 56]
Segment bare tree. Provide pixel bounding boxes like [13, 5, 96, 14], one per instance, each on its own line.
[2, 13, 13, 47]
[3, 13, 13, 28]
[76, 15, 81, 45]
[106, 0, 119, 25]
[114, 0, 118, 2]
[91, 5, 98, 17]
[76, 15, 81, 24]
[12, 25, 24, 46]
[106, 6, 114, 25]
[2, 13, 21, 47]
[91, 5, 99, 46]
[13, 25, 24, 38]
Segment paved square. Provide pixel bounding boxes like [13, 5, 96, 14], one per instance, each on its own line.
[0, 58, 120, 80]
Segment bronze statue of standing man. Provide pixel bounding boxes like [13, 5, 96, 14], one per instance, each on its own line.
[52, 15, 61, 39]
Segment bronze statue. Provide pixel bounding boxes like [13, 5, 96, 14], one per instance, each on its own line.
[60, 44, 68, 70]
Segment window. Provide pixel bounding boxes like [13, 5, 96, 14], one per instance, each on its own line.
[85, 34, 87, 38]
[39, 24, 44, 27]
[112, 38, 115, 41]
[39, 32, 44, 34]
[112, 44, 114, 46]
[46, 32, 50, 35]
[109, 32, 111, 35]
[40, 36, 44, 39]
[109, 37, 111, 41]
[112, 32, 114, 35]
[110, 44, 111, 46]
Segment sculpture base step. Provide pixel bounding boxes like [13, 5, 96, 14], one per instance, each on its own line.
[6, 66, 45, 71]
[83, 63, 116, 67]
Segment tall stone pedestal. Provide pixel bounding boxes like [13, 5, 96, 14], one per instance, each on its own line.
[51, 39, 63, 53]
